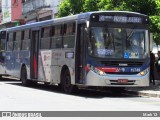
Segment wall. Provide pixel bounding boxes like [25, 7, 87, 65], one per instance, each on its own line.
[11, 0, 22, 21]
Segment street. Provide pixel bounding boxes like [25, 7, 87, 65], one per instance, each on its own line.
[0, 77, 160, 111]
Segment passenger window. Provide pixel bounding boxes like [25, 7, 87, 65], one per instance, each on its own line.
[22, 29, 30, 50]
[63, 22, 76, 48]
[14, 31, 21, 51]
[0, 39, 5, 51]
[24, 29, 30, 39]
[51, 25, 62, 49]
[8, 32, 14, 41]
[40, 26, 51, 49]
[55, 25, 62, 36]
[7, 33, 14, 51]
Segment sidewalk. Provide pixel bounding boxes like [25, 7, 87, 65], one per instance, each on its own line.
[126, 80, 160, 98]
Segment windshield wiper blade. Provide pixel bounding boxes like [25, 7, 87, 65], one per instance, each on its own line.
[126, 29, 134, 41]
[105, 28, 115, 51]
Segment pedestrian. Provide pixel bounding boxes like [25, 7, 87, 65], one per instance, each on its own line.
[150, 51, 155, 85]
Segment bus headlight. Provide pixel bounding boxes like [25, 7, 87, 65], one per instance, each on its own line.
[86, 64, 107, 76]
[140, 67, 150, 76]
[94, 67, 106, 76]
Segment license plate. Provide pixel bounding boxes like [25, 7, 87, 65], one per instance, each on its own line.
[118, 79, 128, 83]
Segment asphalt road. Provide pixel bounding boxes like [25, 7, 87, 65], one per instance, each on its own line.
[0, 76, 160, 111]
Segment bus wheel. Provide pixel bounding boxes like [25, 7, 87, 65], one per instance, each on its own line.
[61, 69, 74, 94]
[21, 66, 30, 86]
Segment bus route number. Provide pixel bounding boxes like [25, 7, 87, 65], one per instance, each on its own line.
[131, 68, 140, 72]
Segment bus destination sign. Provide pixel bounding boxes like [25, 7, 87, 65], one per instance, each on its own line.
[99, 15, 142, 23]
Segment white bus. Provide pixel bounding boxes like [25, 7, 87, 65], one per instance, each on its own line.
[0, 11, 150, 93]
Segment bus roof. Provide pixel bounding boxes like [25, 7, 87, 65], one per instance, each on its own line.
[6, 11, 148, 32]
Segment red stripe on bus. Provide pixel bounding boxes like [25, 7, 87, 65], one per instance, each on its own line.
[96, 67, 118, 72]
[34, 54, 37, 78]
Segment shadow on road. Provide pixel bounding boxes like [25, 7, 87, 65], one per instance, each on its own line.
[0, 76, 20, 82]
[1, 76, 140, 98]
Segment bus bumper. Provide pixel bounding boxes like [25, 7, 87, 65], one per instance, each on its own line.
[85, 70, 149, 87]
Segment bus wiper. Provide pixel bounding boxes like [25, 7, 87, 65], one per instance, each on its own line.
[126, 25, 137, 42]
[105, 28, 115, 51]
[126, 29, 134, 41]
[109, 33, 115, 51]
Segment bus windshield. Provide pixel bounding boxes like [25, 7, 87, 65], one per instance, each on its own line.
[88, 27, 148, 59]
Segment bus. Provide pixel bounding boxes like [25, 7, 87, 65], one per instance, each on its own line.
[0, 11, 150, 94]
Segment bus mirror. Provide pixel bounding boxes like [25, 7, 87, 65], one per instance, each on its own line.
[86, 21, 89, 28]
[0, 31, 7, 39]
[85, 21, 90, 33]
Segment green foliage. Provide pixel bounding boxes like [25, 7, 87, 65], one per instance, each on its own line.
[57, 0, 158, 16]
[83, 0, 100, 12]
[57, 0, 71, 17]
[98, 0, 158, 15]
[57, 0, 84, 17]
[124, 0, 157, 15]
[98, 0, 114, 10]
[57, 0, 160, 45]
[150, 16, 160, 46]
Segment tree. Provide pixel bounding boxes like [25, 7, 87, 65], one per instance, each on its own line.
[124, 0, 157, 15]
[83, 0, 100, 12]
[57, 0, 84, 17]
[150, 16, 160, 47]
[57, 0, 158, 17]
[98, 0, 157, 15]
[57, 0, 71, 17]
[57, 0, 160, 45]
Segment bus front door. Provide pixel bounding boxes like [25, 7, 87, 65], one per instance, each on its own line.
[75, 24, 86, 84]
[30, 30, 39, 79]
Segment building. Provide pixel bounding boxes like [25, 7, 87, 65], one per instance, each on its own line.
[0, 0, 22, 29]
[22, 0, 61, 24]
[0, 0, 62, 28]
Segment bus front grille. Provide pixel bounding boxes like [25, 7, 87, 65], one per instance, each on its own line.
[101, 61, 143, 67]
[110, 80, 136, 85]
[106, 72, 139, 75]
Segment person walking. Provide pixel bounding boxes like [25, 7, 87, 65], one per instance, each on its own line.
[150, 51, 155, 85]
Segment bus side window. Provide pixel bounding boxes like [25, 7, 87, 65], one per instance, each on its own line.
[40, 26, 51, 49]
[0, 38, 5, 62]
[7, 32, 14, 51]
[0, 39, 5, 52]
[24, 29, 30, 39]
[51, 26, 56, 49]
[0, 31, 6, 51]
[51, 25, 62, 49]
[63, 22, 76, 48]
[22, 29, 30, 50]
[14, 31, 21, 51]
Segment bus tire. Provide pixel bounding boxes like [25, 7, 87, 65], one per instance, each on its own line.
[21, 66, 30, 86]
[61, 69, 74, 94]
